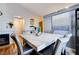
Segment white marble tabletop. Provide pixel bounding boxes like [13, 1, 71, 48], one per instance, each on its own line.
[20, 32, 64, 52]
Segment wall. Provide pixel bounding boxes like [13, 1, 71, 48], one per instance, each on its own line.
[6, 3, 39, 32]
[30, 16, 40, 27]
[0, 4, 11, 34]
[13, 17, 25, 33]
[0, 3, 38, 34]
[0, 3, 40, 46]
[43, 16, 52, 33]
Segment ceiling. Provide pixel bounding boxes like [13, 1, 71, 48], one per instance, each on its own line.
[20, 3, 76, 16]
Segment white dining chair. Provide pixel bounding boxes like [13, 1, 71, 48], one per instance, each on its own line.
[61, 34, 72, 54]
[55, 34, 72, 55]
[11, 33, 33, 55]
[37, 39, 61, 55]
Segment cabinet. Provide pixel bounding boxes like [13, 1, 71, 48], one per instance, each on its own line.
[75, 8, 79, 54]
[70, 8, 79, 55]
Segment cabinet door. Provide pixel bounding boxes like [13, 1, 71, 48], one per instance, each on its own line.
[76, 8, 79, 55]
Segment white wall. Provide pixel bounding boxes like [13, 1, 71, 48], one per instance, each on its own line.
[44, 16, 52, 33]
[0, 3, 37, 34]
[0, 4, 10, 34]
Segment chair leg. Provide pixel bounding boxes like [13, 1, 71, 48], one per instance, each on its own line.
[61, 50, 66, 55]
[61, 52, 63, 55]
[64, 50, 66, 55]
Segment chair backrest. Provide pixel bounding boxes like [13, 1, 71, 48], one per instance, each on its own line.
[52, 39, 61, 55]
[11, 33, 23, 55]
[53, 34, 72, 55]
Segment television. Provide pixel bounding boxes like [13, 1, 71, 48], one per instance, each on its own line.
[0, 34, 9, 46]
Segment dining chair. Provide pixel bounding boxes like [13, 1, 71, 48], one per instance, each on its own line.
[38, 39, 61, 55]
[54, 34, 72, 55]
[60, 34, 72, 55]
[52, 39, 61, 55]
[11, 33, 33, 55]
[36, 34, 72, 55]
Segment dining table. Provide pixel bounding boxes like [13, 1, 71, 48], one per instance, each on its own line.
[20, 32, 64, 52]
